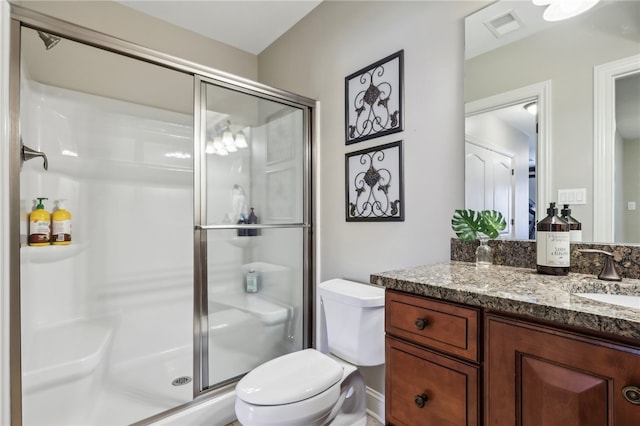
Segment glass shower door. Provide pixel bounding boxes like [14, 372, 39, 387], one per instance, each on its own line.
[196, 80, 311, 390]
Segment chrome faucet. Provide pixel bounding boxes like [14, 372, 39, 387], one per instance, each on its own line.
[578, 249, 621, 281]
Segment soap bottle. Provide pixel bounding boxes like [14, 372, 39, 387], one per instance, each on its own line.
[536, 202, 570, 275]
[237, 213, 247, 237]
[245, 270, 259, 293]
[247, 207, 258, 237]
[560, 204, 582, 242]
[51, 199, 72, 245]
[28, 197, 50, 246]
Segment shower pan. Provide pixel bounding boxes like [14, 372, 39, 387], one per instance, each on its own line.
[7, 7, 314, 426]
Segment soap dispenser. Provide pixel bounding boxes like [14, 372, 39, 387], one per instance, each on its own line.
[51, 199, 72, 245]
[536, 202, 570, 276]
[29, 197, 50, 246]
[245, 270, 259, 293]
[247, 207, 259, 237]
[560, 204, 582, 242]
[237, 213, 247, 237]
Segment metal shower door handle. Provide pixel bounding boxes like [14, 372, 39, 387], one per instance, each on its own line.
[21, 141, 48, 170]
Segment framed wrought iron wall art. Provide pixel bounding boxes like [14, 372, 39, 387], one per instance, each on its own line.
[345, 50, 404, 145]
[345, 141, 404, 222]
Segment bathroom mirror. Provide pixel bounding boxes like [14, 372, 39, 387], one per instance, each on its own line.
[465, 0, 640, 243]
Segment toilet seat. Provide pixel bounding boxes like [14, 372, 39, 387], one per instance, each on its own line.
[236, 349, 344, 405]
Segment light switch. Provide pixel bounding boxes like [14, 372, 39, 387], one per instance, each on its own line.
[629, 201, 637, 211]
[558, 189, 568, 204]
[557, 188, 587, 205]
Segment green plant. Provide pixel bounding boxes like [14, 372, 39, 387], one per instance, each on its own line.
[451, 209, 507, 241]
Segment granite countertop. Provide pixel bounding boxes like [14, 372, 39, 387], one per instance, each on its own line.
[371, 261, 640, 342]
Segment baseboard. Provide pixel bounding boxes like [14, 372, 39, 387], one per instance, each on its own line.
[365, 386, 385, 423]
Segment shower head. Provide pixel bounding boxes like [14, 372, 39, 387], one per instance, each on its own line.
[37, 31, 60, 50]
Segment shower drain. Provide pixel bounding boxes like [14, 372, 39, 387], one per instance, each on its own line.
[172, 376, 192, 386]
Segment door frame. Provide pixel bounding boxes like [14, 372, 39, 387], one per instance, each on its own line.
[466, 80, 552, 237]
[593, 54, 640, 242]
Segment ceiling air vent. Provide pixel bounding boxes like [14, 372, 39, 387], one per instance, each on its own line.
[484, 9, 523, 38]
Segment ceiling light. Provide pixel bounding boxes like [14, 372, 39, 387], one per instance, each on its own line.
[209, 120, 249, 155]
[533, 0, 600, 22]
[524, 102, 538, 115]
[205, 140, 215, 154]
[221, 130, 236, 152]
[235, 132, 248, 149]
[213, 137, 224, 151]
[222, 130, 235, 146]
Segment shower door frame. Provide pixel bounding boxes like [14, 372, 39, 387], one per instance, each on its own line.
[194, 76, 315, 392]
[7, 6, 316, 425]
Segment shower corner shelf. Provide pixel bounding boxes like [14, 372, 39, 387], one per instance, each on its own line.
[21, 242, 88, 263]
[226, 236, 261, 249]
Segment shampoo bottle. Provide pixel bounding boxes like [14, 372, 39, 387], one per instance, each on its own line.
[536, 202, 570, 275]
[29, 197, 50, 246]
[237, 213, 247, 237]
[560, 204, 582, 242]
[51, 199, 72, 245]
[247, 207, 258, 237]
[245, 270, 259, 293]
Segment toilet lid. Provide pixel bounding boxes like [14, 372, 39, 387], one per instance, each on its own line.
[236, 349, 344, 405]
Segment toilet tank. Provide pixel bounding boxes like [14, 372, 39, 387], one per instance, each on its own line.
[318, 279, 385, 366]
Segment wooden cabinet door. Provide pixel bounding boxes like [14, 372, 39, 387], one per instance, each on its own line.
[486, 314, 640, 426]
[386, 336, 479, 426]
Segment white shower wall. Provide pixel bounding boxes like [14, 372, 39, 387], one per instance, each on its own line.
[19, 77, 198, 380]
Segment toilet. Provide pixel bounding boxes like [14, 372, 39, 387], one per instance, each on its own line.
[234, 278, 385, 426]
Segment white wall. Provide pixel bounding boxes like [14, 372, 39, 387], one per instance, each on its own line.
[622, 137, 640, 243]
[258, 0, 486, 396]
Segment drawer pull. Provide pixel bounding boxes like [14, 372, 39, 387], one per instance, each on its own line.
[414, 393, 428, 408]
[414, 318, 428, 330]
[622, 385, 640, 405]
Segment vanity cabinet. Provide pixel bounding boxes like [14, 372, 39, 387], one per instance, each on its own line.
[385, 289, 481, 426]
[485, 314, 640, 425]
[385, 289, 640, 426]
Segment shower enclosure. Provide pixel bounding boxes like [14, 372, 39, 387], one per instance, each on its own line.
[8, 7, 314, 425]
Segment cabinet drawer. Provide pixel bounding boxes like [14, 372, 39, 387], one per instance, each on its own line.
[385, 290, 480, 362]
[386, 336, 480, 426]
